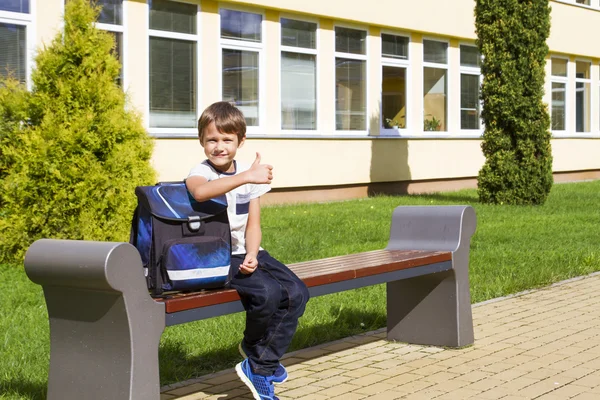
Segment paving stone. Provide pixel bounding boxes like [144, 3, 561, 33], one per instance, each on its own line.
[161, 274, 600, 400]
[353, 382, 398, 396]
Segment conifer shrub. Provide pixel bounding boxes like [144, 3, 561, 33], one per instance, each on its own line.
[475, 0, 553, 205]
[0, 0, 156, 264]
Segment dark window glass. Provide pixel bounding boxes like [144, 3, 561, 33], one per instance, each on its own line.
[460, 74, 480, 129]
[335, 27, 366, 55]
[220, 9, 262, 42]
[382, 34, 408, 60]
[551, 82, 566, 131]
[424, 40, 447, 64]
[96, 0, 122, 25]
[150, 0, 197, 35]
[149, 37, 197, 128]
[281, 18, 316, 49]
[0, 0, 29, 13]
[0, 23, 26, 83]
[460, 45, 480, 68]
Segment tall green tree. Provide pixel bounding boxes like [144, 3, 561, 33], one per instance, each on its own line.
[475, 0, 553, 205]
[0, 0, 156, 264]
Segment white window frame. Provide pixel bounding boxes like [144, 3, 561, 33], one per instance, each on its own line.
[379, 30, 411, 137]
[147, 0, 201, 137]
[218, 5, 266, 136]
[333, 22, 369, 136]
[96, 0, 127, 90]
[422, 37, 449, 135]
[550, 56, 569, 135]
[458, 43, 483, 136]
[279, 14, 319, 135]
[556, 0, 600, 9]
[575, 58, 592, 134]
[0, 1, 35, 89]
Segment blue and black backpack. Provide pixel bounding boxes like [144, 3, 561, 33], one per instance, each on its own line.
[129, 182, 231, 296]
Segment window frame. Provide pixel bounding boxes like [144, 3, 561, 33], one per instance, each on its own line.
[458, 42, 483, 136]
[422, 36, 449, 135]
[550, 56, 569, 135]
[574, 58, 592, 134]
[379, 30, 411, 137]
[147, 0, 201, 137]
[555, 0, 600, 10]
[333, 22, 369, 136]
[278, 14, 319, 134]
[0, 1, 35, 89]
[95, 0, 127, 89]
[218, 5, 266, 136]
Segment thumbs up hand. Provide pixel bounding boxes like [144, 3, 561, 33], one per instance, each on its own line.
[245, 152, 273, 184]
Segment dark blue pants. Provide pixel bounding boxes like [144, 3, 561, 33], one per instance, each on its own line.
[229, 251, 309, 376]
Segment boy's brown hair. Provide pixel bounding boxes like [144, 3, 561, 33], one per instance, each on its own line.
[198, 101, 246, 143]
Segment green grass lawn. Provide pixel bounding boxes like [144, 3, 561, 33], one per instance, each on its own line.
[2, 180, 600, 399]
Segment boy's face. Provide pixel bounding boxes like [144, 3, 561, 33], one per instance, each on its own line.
[200, 122, 244, 173]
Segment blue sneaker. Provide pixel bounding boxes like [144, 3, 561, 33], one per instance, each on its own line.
[238, 342, 288, 384]
[235, 359, 279, 400]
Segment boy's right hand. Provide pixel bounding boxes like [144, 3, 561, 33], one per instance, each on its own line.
[245, 152, 273, 184]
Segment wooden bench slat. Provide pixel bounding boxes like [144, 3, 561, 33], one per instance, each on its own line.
[289, 250, 444, 276]
[287, 249, 416, 269]
[290, 253, 442, 278]
[159, 249, 452, 314]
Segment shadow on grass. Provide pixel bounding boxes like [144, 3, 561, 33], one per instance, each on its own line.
[0, 379, 46, 400]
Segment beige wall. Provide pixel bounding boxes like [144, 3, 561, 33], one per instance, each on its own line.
[552, 139, 600, 172]
[548, 2, 600, 58]
[154, 137, 600, 186]
[35, 1, 63, 47]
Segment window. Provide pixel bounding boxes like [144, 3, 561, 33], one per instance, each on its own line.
[423, 39, 448, 132]
[381, 33, 408, 130]
[220, 9, 262, 128]
[575, 61, 591, 132]
[459, 45, 481, 130]
[0, 0, 31, 84]
[550, 58, 567, 131]
[95, 0, 124, 85]
[335, 26, 366, 131]
[149, 0, 198, 129]
[280, 18, 317, 131]
[576, 0, 590, 5]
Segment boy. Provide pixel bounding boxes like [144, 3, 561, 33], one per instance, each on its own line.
[186, 102, 309, 400]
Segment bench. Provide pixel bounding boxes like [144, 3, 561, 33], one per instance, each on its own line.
[24, 205, 476, 400]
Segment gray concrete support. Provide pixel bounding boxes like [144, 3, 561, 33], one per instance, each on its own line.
[386, 206, 477, 347]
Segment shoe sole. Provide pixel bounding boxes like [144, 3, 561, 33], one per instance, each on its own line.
[239, 343, 288, 385]
[235, 362, 263, 400]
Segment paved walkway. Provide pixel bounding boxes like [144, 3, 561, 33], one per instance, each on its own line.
[160, 273, 600, 400]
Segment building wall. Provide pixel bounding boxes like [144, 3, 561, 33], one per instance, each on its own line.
[2, 0, 599, 195]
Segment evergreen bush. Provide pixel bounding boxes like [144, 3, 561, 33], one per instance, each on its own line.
[475, 0, 553, 205]
[0, 0, 156, 265]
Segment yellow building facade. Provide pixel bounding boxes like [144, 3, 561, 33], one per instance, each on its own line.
[2, 0, 599, 203]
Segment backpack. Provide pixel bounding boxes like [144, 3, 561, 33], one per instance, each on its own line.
[129, 182, 232, 297]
